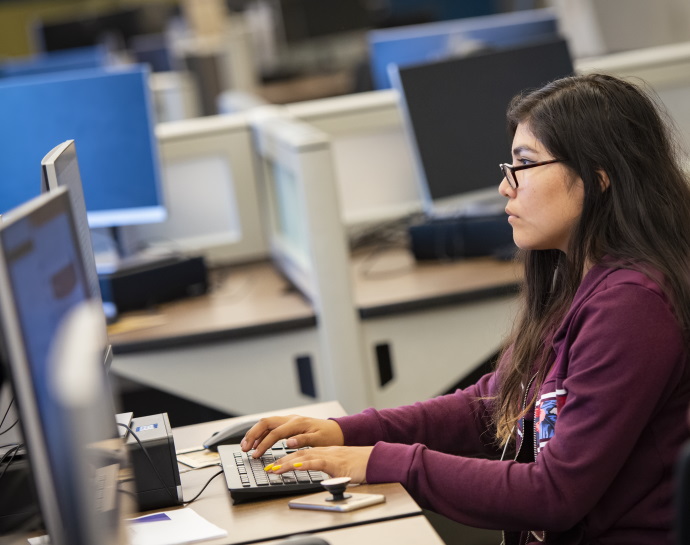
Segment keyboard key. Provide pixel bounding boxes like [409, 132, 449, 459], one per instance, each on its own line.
[295, 471, 311, 483]
[309, 471, 324, 482]
[282, 473, 297, 484]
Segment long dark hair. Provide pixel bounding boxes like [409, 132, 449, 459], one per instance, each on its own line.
[493, 73, 690, 445]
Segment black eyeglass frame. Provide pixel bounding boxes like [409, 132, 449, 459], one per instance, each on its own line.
[499, 159, 561, 189]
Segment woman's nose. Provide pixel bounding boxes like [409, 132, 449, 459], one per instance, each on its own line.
[498, 176, 515, 198]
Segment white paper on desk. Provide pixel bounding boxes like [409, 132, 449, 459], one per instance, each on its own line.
[128, 508, 227, 545]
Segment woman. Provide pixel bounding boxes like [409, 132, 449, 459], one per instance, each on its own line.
[241, 74, 690, 544]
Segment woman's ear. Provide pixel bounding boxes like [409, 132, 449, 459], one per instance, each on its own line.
[597, 169, 611, 192]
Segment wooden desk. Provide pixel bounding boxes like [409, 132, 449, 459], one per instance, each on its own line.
[258, 517, 446, 545]
[169, 402, 437, 544]
[109, 261, 324, 416]
[109, 262, 315, 353]
[109, 252, 521, 414]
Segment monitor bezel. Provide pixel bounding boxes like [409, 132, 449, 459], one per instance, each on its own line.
[0, 188, 79, 543]
[0, 188, 125, 544]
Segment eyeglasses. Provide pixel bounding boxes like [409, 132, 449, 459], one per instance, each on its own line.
[499, 159, 561, 189]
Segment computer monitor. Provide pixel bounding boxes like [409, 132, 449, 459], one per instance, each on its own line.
[34, 5, 176, 53]
[0, 188, 131, 545]
[390, 38, 574, 217]
[277, 0, 374, 44]
[0, 45, 110, 79]
[41, 139, 118, 328]
[133, 114, 268, 265]
[368, 8, 560, 89]
[0, 64, 165, 229]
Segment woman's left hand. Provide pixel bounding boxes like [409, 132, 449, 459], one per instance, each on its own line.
[265, 446, 374, 484]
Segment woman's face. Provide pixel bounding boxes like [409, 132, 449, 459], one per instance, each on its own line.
[499, 122, 585, 253]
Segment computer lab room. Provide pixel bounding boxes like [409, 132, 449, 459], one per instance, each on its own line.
[1, 1, 690, 544]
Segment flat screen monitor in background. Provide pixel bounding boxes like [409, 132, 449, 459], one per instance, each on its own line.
[0, 188, 131, 545]
[33, 4, 176, 53]
[0, 64, 165, 229]
[41, 139, 118, 328]
[0, 45, 110, 79]
[391, 38, 574, 217]
[277, 0, 374, 43]
[368, 8, 559, 89]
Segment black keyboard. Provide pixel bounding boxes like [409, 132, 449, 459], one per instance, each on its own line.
[218, 442, 329, 504]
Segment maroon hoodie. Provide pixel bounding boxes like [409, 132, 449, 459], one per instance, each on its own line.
[335, 265, 690, 544]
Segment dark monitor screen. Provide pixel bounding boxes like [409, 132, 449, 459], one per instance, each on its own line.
[278, 0, 373, 43]
[368, 8, 560, 90]
[391, 38, 574, 216]
[0, 188, 129, 545]
[0, 65, 165, 228]
[35, 5, 176, 53]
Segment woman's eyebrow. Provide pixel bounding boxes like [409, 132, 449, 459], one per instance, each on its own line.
[512, 145, 538, 156]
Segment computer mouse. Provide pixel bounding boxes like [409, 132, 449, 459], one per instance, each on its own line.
[275, 535, 330, 545]
[202, 419, 258, 451]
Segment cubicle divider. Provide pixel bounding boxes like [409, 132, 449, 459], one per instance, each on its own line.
[250, 107, 374, 412]
[284, 89, 422, 229]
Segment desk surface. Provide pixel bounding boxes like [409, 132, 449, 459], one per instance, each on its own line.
[258, 516, 445, 545]
[351, 247, 521, 317]
[108, 261, 316, 353]
[109, 250, 521, 352]
[169, 402, 432, 544]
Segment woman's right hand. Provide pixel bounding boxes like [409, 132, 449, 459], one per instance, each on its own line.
[240, 414, 345, 458]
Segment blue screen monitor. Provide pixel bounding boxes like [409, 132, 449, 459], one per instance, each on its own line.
[0, 188, 130, 545]
[0, 64, 165, 228]
[0, 45, 110, 79]
[368, 8, 560, 89]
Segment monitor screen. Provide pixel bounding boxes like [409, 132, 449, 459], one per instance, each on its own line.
[0, 65, 165, 228]
[391, 38, 574, 216]
[368, 8, 560, 89]
[278, 0, 373, 43]
[0, 188, 129, 545]
[0, 45, 110, 79]
[34, 5, 176, 53]
[41, 139, 118, 329]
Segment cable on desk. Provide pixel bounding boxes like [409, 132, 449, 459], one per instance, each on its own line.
[182, 469, 224, 505]
[0, 443, 23, 483]
[0, 419, 19, 437]
[348, 212, 422, 253]
[356, 245, 416, 279]
[349, 213, 422, 279]
[0, 396, 18, 436]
